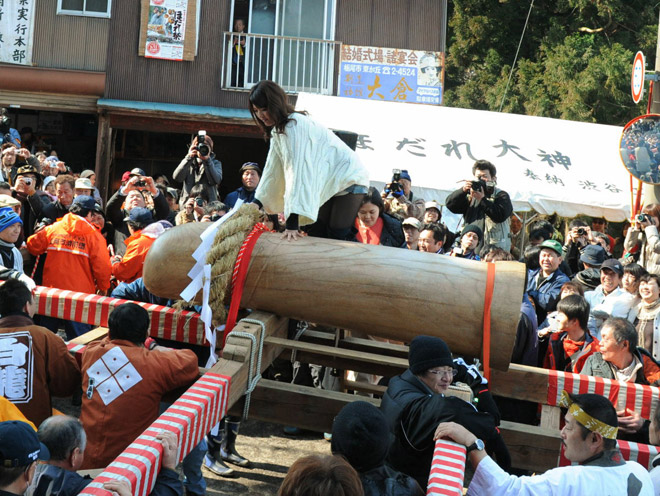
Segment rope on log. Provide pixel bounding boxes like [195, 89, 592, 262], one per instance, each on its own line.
[426, 439, 466, 496]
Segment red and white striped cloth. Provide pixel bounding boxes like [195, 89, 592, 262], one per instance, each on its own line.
[79, 372, 231, 496]
[34, 286, 206, 346]
[547, 370, 660, 419]
[427, 439, 466, 496]
[559, 440, 659, 471]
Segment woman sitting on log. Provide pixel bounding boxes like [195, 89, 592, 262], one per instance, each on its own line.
[248, 80, 370, 241]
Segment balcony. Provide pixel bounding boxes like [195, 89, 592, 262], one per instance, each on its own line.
[221, 32, 341, 95]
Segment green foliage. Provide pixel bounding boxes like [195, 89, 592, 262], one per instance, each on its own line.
[444, 0, 657, 125]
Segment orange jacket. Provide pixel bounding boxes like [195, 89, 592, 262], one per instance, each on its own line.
[27, 213, 112, 293]
[111, 230, 156, 283]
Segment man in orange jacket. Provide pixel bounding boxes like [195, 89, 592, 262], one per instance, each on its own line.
[111, 207, 156, 283]
[27, 195, 111, 338]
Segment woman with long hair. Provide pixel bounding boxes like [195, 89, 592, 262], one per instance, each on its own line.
[248, 80, 369, 241]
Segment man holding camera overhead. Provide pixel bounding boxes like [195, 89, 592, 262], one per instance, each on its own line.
[381, 169, 425, 221]
[173, 131, 223, 209]
[445, 159, 513, 252]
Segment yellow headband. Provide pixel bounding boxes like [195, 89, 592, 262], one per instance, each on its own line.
[559, 391, 618, 440]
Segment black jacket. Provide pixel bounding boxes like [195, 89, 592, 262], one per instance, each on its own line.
[359, 465, 424, 496]
[380, 368, 508, 487]
[445, 186, 513, 224]
[350, 213, 405, 248]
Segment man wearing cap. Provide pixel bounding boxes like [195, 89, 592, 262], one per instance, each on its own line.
[111, 207, 157, 283]
[0, 421, 51, 496]
[380, 335, 508, 488]
[445, 159, 513, 252]
[381, 169, 425, 221]
[418, 222, 447, 254]
[173, 135, 223, 208]
[573, 244, 607, 290]
[0, 280, 80, 428]
[526, 239, 570, 324]
[106, 169, 169, 256]
[402, 217, 422, 250]
[584, 258, 635, 339]
[27, 196, 111, 338]
[423, 201, 442, 225]
[225, 162, 261, 209]
[435, 391, 654, 496]
[10, 165, 51, 242]
[449, 224, 482, 260]
[73, 177, 93, 199]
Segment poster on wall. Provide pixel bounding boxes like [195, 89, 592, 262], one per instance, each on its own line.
[138, 0, 197, 61]
[0, 0, 36, 66]
[338, 45, 443, 105]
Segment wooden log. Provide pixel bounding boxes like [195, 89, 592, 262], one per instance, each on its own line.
[144, 225, 525, 370]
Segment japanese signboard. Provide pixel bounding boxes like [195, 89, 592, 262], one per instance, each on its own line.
[138, 0, 197, 61]
[338, 44, 444, 105]
[297, 93, 630, 221]
[0, 0, 36, 66]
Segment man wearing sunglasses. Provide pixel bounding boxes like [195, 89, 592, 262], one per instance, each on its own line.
[380, 335, 510, 489]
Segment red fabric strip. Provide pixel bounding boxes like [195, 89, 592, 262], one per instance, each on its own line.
[482, 263, 496, 382]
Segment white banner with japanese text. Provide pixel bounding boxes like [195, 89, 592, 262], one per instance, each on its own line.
[338, 44, 444, 105]
[0, 0, 36, 66]
[297, 93, 631, 222]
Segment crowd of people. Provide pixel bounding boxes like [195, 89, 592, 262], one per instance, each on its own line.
[2, 79, 660, 496]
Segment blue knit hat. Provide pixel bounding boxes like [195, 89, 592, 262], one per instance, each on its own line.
[0, 207, 22, 233]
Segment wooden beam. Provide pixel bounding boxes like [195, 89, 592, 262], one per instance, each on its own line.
[69, 327, 108, 345]
[499, 421, 561, 473]
[490, 363, 549, 404]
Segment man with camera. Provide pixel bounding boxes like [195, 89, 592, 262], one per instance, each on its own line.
[1, 144, 39, 184]
[445, 160, 513, 252]
[0, 108, 21, 147]
[106, 168, 169, 256]
[173, 131, 223, 209]
[381, 169, 425, 221]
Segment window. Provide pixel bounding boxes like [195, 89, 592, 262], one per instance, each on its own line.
[57, 0, 111, 18]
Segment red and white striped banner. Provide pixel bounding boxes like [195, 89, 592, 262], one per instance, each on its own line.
[427, 439, 466, 496]
[559, 440, 659, 471]
[547, 370, 660, 419]
[34, 286, 206, 346]
[78, 372, 231, 496]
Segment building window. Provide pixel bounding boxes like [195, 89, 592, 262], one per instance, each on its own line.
[57, 0, 111, 18]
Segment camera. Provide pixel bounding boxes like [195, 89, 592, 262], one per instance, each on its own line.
[195, 197, 205, 207]
[470, 179, 495, 197]
[577, 228, 586, 236]
[384, 168, 404, 197]
[637, 213, 650, 223]
[210, 213, 221, 222]
[23, 178, 32, 186]
[196, 130, 210, 157]
[135, 179, 146, 188]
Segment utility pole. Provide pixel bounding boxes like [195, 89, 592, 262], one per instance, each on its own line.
[642, 10, 660, 204]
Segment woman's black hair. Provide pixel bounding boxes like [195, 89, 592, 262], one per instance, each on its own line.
[248, 80, 306, 137]
[358, 187, 384, 216]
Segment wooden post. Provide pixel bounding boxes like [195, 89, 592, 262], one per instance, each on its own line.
[95, 110, 113, 204]
[144, 225, 525, 371]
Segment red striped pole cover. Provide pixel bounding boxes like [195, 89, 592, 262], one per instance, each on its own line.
[78, 372, 231, 496]
[427, 439, 466, 496]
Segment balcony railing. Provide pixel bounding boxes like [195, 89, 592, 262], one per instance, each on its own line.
[221, 32, 341, 95]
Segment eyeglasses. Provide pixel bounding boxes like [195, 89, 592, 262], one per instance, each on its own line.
[427, 368, 457, 378]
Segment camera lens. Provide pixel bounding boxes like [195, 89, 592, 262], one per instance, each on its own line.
[24, 178, 32, 186]
[195, 198, 204, 206]
[577, 228, 585, 236]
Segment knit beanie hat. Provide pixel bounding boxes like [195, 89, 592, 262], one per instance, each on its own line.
[0, 207, 22, 233]
[331, 401, 390, 472]
[408, 335, 453, 375]
[461, 223, 483, 242]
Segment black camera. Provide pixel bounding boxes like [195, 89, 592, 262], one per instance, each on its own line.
[637, 213, 650, 223]
[195, 197, 205, 206]
[384, 169, 404, 196]
[134, 179, 146, 188]
[470, 179, 495, 197]
[210, 213, 221, 222]
[24, 178, 32, 186]
[196, 130, 210, 157]
[577, 228, 586, 236]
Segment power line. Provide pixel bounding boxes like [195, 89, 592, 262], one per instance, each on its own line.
[499, 0, 535, 112]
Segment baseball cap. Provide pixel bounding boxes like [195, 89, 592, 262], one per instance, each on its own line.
[74, 178, 93, 190]
[121, 171, 131, 183]
[0, 194, 20, 209]
[239, 162, 262, 175]
[580, 245, 606, 267]
[72, 195, 97, 211]
[0, 421, 50, 467]
[424, 201, 441, 213]
[402, 217, 422, 230]
[80, 169, 95, 179]
[600, 258, 623, 276]
[165, 187, 179, 201]
[130, 168, 146, 177]
[539, 239, 562, 256]
[123, 206, 154, 224]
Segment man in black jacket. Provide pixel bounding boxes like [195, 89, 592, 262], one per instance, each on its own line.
[445, 160, 513, 252]
[380, 335, 509, 488]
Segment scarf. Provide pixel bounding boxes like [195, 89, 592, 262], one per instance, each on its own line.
[0, 238, 16, 269]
